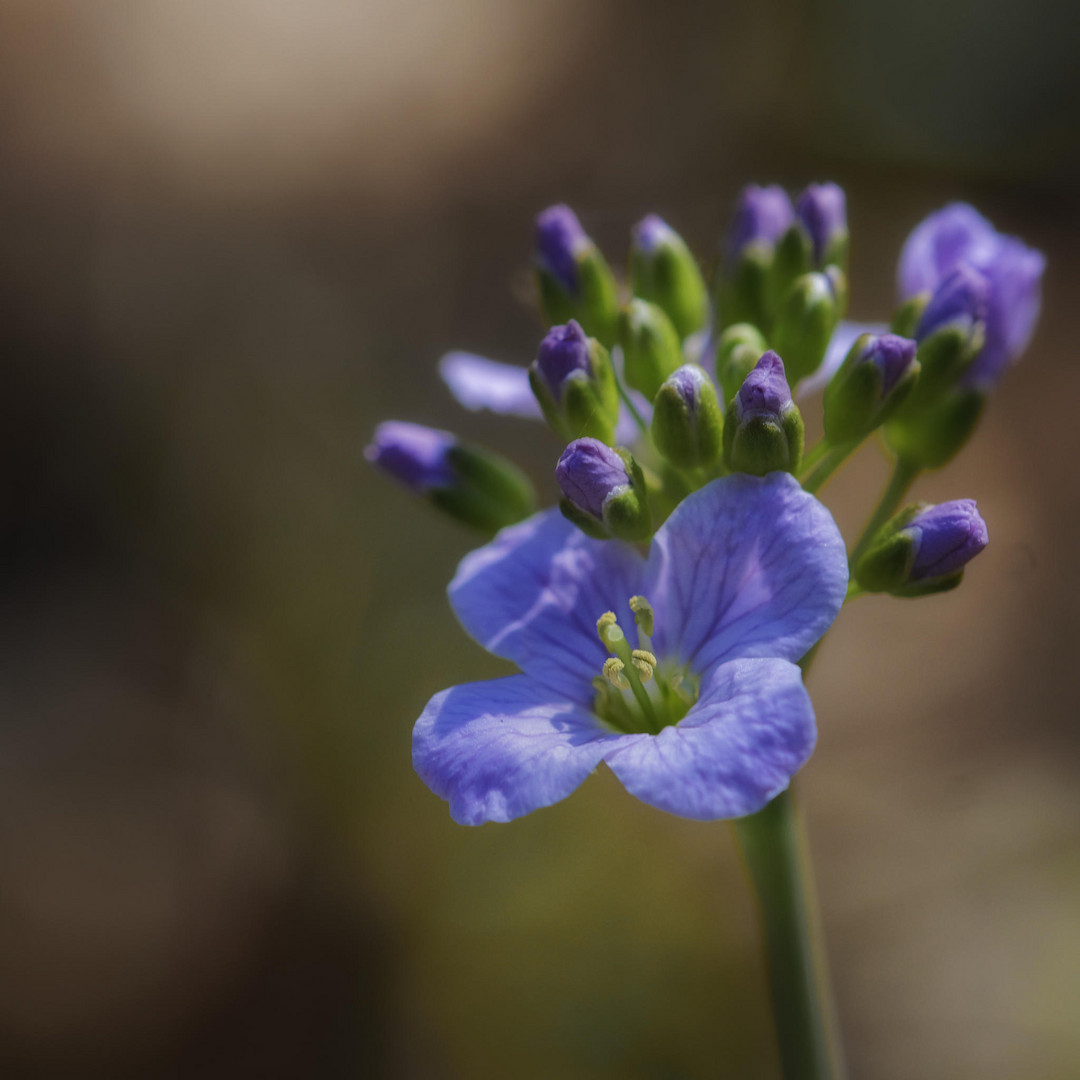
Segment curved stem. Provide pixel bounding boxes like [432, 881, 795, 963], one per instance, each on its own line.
[736, 788, 845, 1080]
[799, 439, 830, 475]
[802, 443, 855, 495]
[848, 457, 920, 567]
[616, 379, 649, 436]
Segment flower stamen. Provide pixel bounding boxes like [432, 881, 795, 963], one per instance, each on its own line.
[602, 657, 631, 690]
[631, 649, 657, 682]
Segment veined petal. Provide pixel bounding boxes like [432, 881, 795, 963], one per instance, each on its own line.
[413, 674, 626, 824]
[644, 472, 847, 672]
[604, 658, 814, 820]
[450, 509, 646, 703]
[439, 351, 543, 418]
[797, 320, 888, 398]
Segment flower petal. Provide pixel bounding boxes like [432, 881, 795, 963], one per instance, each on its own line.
[604, 658, 815, 820]
[797, 320, 888, 398]
[439, 351, 543, 418]
[644, 472, 847, 672]
[897, 202, 1000, 299]
[413, 674, 625, 824]
[450, 509, 646, 703]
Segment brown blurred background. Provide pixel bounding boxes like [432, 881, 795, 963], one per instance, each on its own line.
[0, 1, 1077, 1077]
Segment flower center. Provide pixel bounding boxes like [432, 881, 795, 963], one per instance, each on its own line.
[593, 596, 699, 735]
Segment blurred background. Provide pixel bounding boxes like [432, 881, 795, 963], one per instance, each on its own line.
[0, 1, 1077, 1077]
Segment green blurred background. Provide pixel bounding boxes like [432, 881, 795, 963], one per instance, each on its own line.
[0, 1, 1077, 1077]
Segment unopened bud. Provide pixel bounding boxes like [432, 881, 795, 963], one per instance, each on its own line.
[823, 333, 919, 444]
[555, 438, 652, 541]
[618, 298, 682, 401]
[715, 323, 768, 404]
[651, 365, 724, 471]
[717, 184, 795, 333]
[533, 205, 619, 346]
[529, 320, 619, 444]
[366, 421, 537, 533]
[770, 270, 843, 385]
[795, 183, 848, 270]
[723, 352, 804, 476]
[630, 215, 709, 340]
[855, 499, 988, 597]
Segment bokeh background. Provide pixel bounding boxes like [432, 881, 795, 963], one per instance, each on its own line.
[1, 1, 1078, 1077]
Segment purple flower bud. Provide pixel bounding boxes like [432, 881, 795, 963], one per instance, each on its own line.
[795, 183, 847, 265]
[534, 320, 591, 400]
[726, 184, 795, 266]
[666, 364, 708, 414]
[735, 351, 793, 421]
[365, 421, 456, 492]
[534, 204, 588, 294]
[856, 333, 918, 396]
[632, 213, 676, 253]
[904, 500, 989, 580]
[555, 438, 630, 519]
[916, 264, 990, 341]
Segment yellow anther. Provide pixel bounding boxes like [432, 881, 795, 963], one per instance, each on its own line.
[602, 657, 630, 690]
[631, 649, 657, 682]
[596, 611, 618, 648]
[629, 596, 654, 636]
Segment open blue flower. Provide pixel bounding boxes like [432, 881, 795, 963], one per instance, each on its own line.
[897, 203, 1045, 386]
[413, 472, 847, 824]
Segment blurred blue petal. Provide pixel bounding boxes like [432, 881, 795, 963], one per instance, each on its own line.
[439, 351, 542, 418]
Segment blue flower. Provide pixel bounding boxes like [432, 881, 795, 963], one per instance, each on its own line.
[898, 202, 1045, 387]
[413, 472, 848, 824]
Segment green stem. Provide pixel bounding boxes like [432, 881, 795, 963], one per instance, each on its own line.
[616, 379, 649, 436]
[848, 457, 920, 567]
[736, 787, 844, 1080]
[801, 443, 855, 495]
[800, 439, 829, 474]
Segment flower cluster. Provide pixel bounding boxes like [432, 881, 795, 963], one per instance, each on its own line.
[368, 188, 1043, 824]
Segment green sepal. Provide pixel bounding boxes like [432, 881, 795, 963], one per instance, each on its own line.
[603, 449, 652, 541]
[766, 225, 813, 326]
[723, 404, 804, 477]
[770, 271, 841, 386]
[716, 324, 768, 405]
[716, 245, 772, 336]
[821, 232, 850, 276]
[854, 530, 916, 593]
[630, 233, 708, 341]
[890, 571, 964, 598]
[428, 444, 538, 534]
[536, 245, 620, 348]
[529, 336, 619, 445]
[823, 334, 920, 445]
[618, 299, 682, 401]
[559, 497, 610, 540]
[631, 249, 707, 342]
[890, 293, 929, 338]
[885, 389, 985, 470]
[651, 368, 724, 471]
